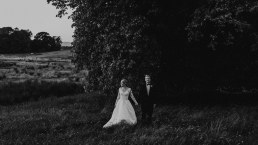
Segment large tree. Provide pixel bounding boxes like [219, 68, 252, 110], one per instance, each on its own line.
[0, 27, 32, 53]
[186, 0, 258, 88]
[47, 0, 207, 98]
[47, 0, 163, 95]
[0, 27, 62, 53]
[32, 32, 62, 52]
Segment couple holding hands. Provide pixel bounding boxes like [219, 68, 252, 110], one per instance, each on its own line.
[103, 74, 157, 128]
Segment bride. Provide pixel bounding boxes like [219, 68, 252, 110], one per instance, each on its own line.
[103, 79, 139, 128]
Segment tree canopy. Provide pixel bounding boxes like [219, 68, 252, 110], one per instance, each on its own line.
[32, 32, 62, 52]
[47, 0, 258, 98]
[186, 0, 258, 88]
[0, 27, 62, 53]
[0, 27, 32, 53]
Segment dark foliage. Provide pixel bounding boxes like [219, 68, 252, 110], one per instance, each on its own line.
[0, 27, 32, 53]
[32, 32, 62, 52]
[186, 0, 258, 89]
[46, 0, 203, 95]
[0, 27, 62, 54]
[47, 0, 258, 104]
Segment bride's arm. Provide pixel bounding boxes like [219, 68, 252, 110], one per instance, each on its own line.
[115, 88, 120, 106]
[130, 89, 138, 105]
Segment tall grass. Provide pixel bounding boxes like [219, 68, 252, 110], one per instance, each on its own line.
[159, 87, 258, 106]
[1, 93, 258, 145]
[0, 80, 84, 105]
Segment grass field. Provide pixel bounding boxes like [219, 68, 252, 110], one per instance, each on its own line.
[1, 92, 258, 145]
[0, 49, 86, 105]
[0, 49, 86, 84]
[0, 49, 72, 59]
[1, 50, 258, 145]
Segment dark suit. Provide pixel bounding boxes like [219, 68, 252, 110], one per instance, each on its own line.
[139, 84, 157, 124]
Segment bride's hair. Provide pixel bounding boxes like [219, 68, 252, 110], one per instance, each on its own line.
[121, 79, 128, 86]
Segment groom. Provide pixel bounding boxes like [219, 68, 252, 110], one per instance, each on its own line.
[139, 74, 157, 125]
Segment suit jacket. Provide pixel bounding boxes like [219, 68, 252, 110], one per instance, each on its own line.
[139, 84, 157, 106]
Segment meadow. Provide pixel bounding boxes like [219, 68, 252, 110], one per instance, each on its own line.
[0, 49, 86, 105]
[0, 49, 87, 83]
[1, 50, 258, 145]
[1, 92, 258, 145]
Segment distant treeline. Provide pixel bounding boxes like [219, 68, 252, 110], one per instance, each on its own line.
[0, 27, 62, 54]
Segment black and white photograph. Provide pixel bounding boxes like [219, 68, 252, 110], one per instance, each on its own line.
[1, 0, 258, 144]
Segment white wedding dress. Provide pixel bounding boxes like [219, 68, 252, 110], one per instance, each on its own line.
[103, 87, 137, 128]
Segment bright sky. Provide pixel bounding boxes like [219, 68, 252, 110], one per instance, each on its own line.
[0, 0, 74, 42]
